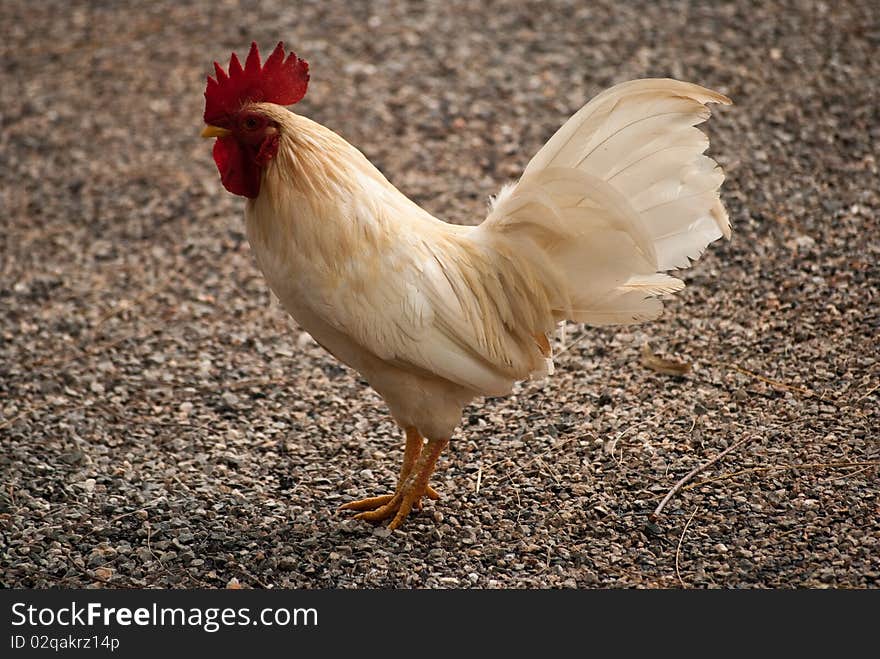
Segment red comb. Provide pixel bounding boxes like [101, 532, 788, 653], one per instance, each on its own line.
[204, 42, 309, 125]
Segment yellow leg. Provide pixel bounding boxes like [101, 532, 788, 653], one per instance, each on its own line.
[340, 428, 446, 528]
[339, 427, 422, 512]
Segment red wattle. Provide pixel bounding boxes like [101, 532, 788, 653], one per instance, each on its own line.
[213, 137, 262, 198]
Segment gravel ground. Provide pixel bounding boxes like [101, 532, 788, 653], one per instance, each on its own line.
[2, 0, 878, 589]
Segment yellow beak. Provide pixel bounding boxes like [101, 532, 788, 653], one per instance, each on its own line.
[201, 125, 231, 139]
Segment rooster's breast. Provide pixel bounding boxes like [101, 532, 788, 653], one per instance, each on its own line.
[243, 197, 477, 440]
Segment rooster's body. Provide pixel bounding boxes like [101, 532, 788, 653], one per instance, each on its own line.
[202, 43, 731, 528]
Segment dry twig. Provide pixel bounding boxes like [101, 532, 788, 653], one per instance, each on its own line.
[675, 506, 700, 588]
[722, 363, 813, 397]
[29, 317, 172, 370]
[855, 383, 879, 403]
[483, 436, 578, 479]
[0, 400, 54, 431]
[651, 436, 754, 521]
[682, 460, 880, 491]
[91, 271, 177, 337]
[605, 411, 663, 465]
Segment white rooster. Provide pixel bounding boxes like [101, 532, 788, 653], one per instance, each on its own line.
[201, 43, 731, 528]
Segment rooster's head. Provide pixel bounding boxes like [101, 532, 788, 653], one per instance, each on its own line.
[202, 42, 309, 198]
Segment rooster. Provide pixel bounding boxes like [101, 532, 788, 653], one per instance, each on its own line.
[201, 42, 731, 529]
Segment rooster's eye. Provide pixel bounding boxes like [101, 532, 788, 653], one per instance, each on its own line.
[243, 116, 260, 130]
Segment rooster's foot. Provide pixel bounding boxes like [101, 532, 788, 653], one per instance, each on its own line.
[348, 482, 440, 529]
[339, 435, 448, 529]
[339, 485, 440, 529]
[339, 486, 439, 513]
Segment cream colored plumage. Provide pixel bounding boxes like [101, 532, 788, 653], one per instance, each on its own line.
[213, 78, 731, 528]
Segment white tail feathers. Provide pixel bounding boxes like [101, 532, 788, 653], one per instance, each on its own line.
[480, 78, 731, 326]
